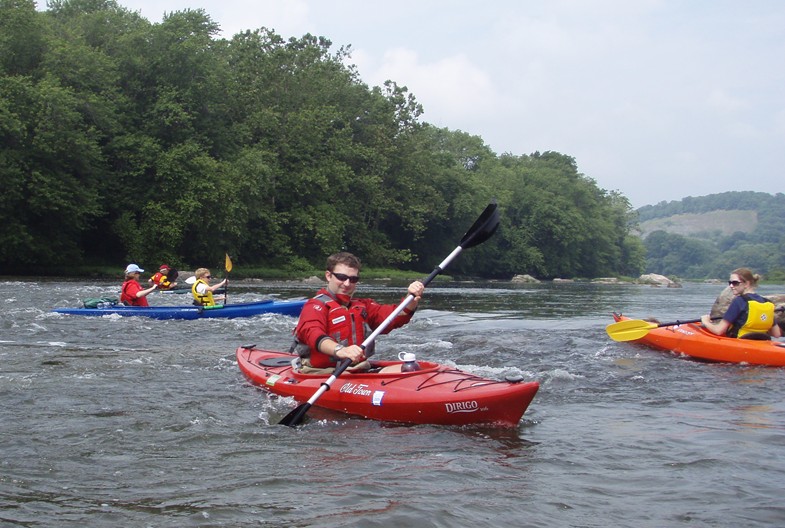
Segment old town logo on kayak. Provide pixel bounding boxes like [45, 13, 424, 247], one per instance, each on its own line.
[339, 382, 373, 397]
[445, 400, 480, 414]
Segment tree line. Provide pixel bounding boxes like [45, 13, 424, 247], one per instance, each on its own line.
[0, 0, 644, 279]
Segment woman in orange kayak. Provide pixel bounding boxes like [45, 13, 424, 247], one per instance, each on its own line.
[701, 267, 782, 339]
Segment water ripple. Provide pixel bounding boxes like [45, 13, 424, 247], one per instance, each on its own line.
[2, 279, 785, 526]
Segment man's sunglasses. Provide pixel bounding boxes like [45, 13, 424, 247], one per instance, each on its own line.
[331, 272, 360, 284]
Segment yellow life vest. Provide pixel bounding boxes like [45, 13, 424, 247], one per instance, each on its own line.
[191, 278, 215, 306]
[736, 295, 776, 338]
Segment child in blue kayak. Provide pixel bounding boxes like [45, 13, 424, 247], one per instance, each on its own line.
[191, 267, 227, 306]
[149, 264, 178, 291]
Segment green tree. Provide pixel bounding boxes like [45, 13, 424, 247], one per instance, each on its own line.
[644, 230, 718, 277]
[490, 152, 642, 279]
[0, 76, 104, 269]
[0, 0, 47, 76]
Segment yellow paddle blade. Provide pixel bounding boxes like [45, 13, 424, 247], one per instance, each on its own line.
[225, 253, 233, 273]
[605, 319, 660, 342]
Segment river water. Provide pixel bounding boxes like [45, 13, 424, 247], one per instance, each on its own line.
[2, 277, 785, 527]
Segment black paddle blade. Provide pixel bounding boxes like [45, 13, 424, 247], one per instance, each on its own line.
[460, 201, 500, 249]
[279, 402, 311, 427]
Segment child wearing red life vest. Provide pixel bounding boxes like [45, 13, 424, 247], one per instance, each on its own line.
[149, 264, 178, 290]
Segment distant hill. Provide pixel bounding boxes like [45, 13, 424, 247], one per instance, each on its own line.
[637, 210, 758, 238]
[635, 191, 784, 239]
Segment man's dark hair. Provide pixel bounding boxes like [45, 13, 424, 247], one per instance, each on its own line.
[326, 252, 361, 272]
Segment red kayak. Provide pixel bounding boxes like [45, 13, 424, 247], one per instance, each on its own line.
[236, 346, 539, 427]
[610, 313, 785, 366]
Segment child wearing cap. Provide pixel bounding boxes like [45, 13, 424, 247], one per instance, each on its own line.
[120, 264, 158, 306]
[149, 264, 178, 291]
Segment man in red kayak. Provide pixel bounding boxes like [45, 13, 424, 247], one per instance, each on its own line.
[701, 267, 782, 339]
[294, 252, 424, 374]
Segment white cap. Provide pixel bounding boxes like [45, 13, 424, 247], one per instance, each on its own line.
[125, 263, 144, 274]
[398, 352, 417, 362]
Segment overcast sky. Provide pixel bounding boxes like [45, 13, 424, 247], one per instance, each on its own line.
[82, 1, 785, 208]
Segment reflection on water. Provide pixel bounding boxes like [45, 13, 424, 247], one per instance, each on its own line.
[731, 404, 776, 430]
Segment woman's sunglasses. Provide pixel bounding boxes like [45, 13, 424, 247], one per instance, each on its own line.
[728, 280, 741, 286]
[331, 272, 360, 284]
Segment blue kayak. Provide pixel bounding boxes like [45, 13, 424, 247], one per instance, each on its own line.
[52, 299, 305, 320]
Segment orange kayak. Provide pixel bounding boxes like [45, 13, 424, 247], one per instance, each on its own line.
[237, 346, 539, 427]
[611, 313, 785, 366]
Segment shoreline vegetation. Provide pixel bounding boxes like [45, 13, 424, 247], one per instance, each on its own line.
[3, 266, 446, 282]
[5, 267, 782, 285]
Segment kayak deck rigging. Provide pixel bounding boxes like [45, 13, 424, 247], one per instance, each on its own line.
[237, 346, 539, 426]
[249, 352, 512, 392]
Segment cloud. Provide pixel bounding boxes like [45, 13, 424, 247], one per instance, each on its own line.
[360, 48, 500, 126]
[214, 0, 310, 37]
[706, 89, 748, 113]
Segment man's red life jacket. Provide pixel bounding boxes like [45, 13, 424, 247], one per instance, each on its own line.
[294, 289, 414, 368]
